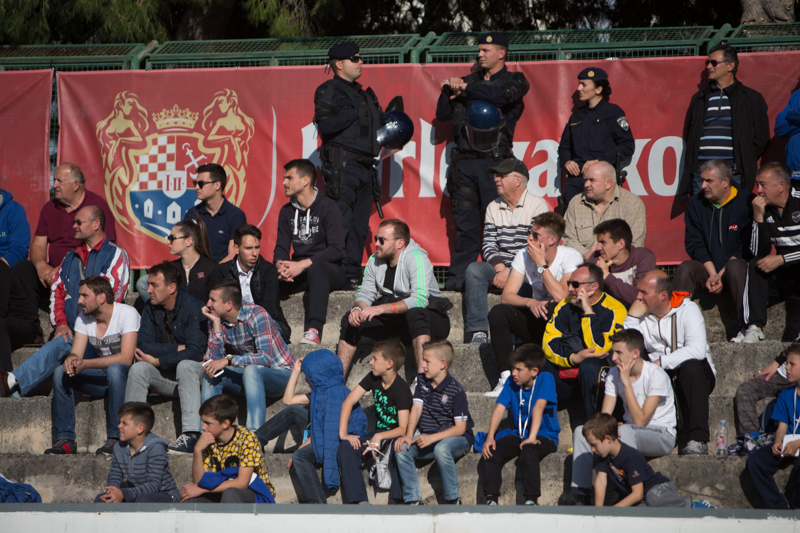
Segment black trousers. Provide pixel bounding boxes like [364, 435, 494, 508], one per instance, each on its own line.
[340, 307, 450, 346]
[12, 260, 51, 313]
[672, 258, 747, 328]
[186, 488, 256, 503]
[333, 161, 374, 280]
[447, 156, 502, 287]
[487, 303, 552, 373]
[561, 175, 585, 207]
[478, 434, 557, 501]
[279, 261, 346, 335]
[544, 358, 611, 425]
[337, 432, 402, 503]
[744, 259, 800, 329]
[668, 358, 716, 448]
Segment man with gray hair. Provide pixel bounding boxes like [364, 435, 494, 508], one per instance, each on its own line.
[740, 163, 800, 343]
[672, 159, 753, 341]
[562, 161, 646, 259]
[15, 162, 117, 311]
[463, 157, 549, 344]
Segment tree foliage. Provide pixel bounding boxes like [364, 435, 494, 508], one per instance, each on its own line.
[0, 0, 796, 45]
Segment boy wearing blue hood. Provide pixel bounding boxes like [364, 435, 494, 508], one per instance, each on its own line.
[283, 349, 367, 503]
[94, 402, 179, 503]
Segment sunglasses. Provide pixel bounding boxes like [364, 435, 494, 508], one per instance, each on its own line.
[705, 59, 727, 67]
[167, 235, 188, 244]
[374, 236, 398, 245]
[568, 280, 594, 289]
[72, 219, 88, 226]
[193, 180, 214, 188]
[346, 55, 363, 63]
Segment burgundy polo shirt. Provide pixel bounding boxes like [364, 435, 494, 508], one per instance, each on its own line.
[34, 189, 117, 267]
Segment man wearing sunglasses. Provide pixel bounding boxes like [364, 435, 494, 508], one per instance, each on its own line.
[679, 43, 769, 197]
[337, 219, 452, 380]
[184, 163, 246, 263]
[314, 42, 384, 291]
[542, 263, 627, 423]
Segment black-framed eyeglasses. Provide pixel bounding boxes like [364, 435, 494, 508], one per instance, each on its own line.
[568, 280, 594, 289]
[346, 55, 363, 63]
[705, 59, 727, 67]
[193, 180, 214, 188]
[167, 234, 188, 244]
[375, 236, 398, 245]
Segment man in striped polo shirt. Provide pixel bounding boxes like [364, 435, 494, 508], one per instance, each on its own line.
[464, 158, 549, 344]
[679, 43, 769, 197]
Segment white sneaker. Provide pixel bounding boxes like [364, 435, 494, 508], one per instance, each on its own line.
[730, 329, 746, 343]
[741, 325, 765, 344]
[485, 371, 511, 397]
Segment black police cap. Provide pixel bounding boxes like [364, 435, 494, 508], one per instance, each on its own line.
[577, 67, 608, 81]
[478, 32, 509, 48]
[328, 42, 360, 60]
[488, 158, 529, 179]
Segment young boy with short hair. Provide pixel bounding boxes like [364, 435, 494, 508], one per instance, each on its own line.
[180, 394, 275, 503]
[94, 402, 180, 503]
[478, 344, 559, 505]
[584, 413, 713, 508]
[746, 345, 800, 509]
[394, 340, 474, 505]
[338, 339, 412, 503]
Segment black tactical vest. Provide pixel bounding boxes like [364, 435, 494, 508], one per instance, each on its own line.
[451, 70, 519, 153]
[317, 78, 381, 157]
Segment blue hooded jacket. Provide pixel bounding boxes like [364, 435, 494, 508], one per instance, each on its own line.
[775, 89, 800, 177]
[302, 349, 367, 490]
[0, 189, 30, 268]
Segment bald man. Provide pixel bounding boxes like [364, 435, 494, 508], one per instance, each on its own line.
[562, 161, 646, 259]
[624, 270, 716, 455]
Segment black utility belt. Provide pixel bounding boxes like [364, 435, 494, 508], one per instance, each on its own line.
[454, 149, 512, 160]
[321, 145, 377, 166]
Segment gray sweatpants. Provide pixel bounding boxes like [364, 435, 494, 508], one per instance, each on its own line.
[734, 372, 791, 435]
[125, 360, 204, 434]
[638, 481, 691, 508]
[571, 424, 676, 493]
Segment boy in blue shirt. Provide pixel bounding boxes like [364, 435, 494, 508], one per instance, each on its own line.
[479, 344, 559, 505]
[746, 345, 800, 509]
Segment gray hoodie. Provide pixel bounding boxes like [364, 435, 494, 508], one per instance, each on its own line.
[356, 239, 443, 310]
[107, 432, 179, 502]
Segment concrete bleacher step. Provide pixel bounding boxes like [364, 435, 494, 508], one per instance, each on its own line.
[0, 450, 781, 508]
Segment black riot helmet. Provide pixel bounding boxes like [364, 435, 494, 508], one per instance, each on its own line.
[465, 99, 504, 153]
[377, 111, 414, 159]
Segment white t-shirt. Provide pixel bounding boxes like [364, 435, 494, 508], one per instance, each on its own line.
[605, 361, 677, 435]
[74, 303, 141, 357]
[510, 245, 583, 300]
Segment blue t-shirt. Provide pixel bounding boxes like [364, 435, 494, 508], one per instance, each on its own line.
[772, 387, 800, 435]
[595, 442, 669, 498]
[496, 371, 560, 446]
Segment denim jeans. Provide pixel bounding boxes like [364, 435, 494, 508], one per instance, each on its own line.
[14, 335, 73, 396]
[395, 436, 471, 502]
[255, 404, 309, 447]
[291, 443, 327, 504]
[201, 364, 292, 430]
[125, 359, 205, 434]
[464, 262, 497, 335]
[52, 363, 130, 441]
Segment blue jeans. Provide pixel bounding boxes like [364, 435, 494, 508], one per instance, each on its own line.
[464, 262, 532, 336]
[291, 443, 327, 504]
[201, 365, 292, 431]
[395, 436, 471, 502]
[14, 335, 73, 396]
[52, 363, 130, 441]
[255, 404, 309, 446]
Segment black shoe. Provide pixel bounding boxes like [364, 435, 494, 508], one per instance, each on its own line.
[44, 439, 77, 455]
[344, 278, 360, 291]
[95, 438, 119, 455]
[405, 501, 423, 505]
[444, 276, 464, 292]
[445, 498, 462, 505]
[558, 491, 589, 506]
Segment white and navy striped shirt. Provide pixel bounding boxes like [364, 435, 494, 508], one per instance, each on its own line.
[412, 373, 474, 445]
[750, 188, 800, 264]
[482, 191, 549, 268]
[697, 86, 734, 169]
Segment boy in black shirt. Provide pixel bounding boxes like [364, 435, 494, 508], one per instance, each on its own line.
[584, 413, 713, 508]
[337, 340, 412, 503]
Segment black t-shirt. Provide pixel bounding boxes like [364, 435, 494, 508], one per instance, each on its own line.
[383, 265, 397, 292]
[359, 372, 413, 430]
[595, 441, 669, 498]
[162, 308, 177, 345]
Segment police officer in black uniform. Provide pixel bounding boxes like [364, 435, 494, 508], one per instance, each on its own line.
[557, 67, 634, 207]
[437, 32, 530, 291]
[314, 42, 382, 290]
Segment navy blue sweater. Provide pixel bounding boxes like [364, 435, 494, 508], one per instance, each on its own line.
[273, 189, 345, 266]
[684, 187, 754, 271]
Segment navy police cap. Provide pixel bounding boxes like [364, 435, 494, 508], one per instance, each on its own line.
[328, 42, 360, 60]
[478, 32, 509, 48]
[577, 67, 608, 81]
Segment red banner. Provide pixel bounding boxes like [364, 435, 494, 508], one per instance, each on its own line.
[0, 70, 53, 236]
[57, 53, 800, 268]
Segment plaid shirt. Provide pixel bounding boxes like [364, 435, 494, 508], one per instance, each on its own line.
[205, 303, 294, 370]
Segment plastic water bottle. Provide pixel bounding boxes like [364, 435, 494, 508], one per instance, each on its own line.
[715, 420, 728, 458]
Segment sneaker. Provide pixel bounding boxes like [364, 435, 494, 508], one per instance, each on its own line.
[344, 278, 360, 291]
[524, 500, 538, 506]
[44, 439, 77, 455]
[405, 500, 423, 505]
[470, 332, 489, 344]
[95, 438, 118, 455]
[445, 498, 462, 505]
[410, 377, 418, 394]
[484, 371, 511, 397]
[169, 433, 198, 454]
[301, 328, 321, 345]
[486, 500, 498, 506]
[691, 499, 715, 509]
[680, 440, 709, 455]
[741, 325, 765, 344]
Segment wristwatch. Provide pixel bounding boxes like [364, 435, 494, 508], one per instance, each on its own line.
[537, 264, 548, 274]
[226, 354, 233, 366]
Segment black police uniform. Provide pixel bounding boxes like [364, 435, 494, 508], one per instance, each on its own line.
[557, 69, 634, 207]
[436, 34, 530, 291]
[314, 44, 382, 282]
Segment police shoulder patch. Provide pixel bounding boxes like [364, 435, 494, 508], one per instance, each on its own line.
[617, 117, 630, 131]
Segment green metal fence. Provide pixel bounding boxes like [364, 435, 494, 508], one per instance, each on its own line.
[726, 23, 800, 53]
